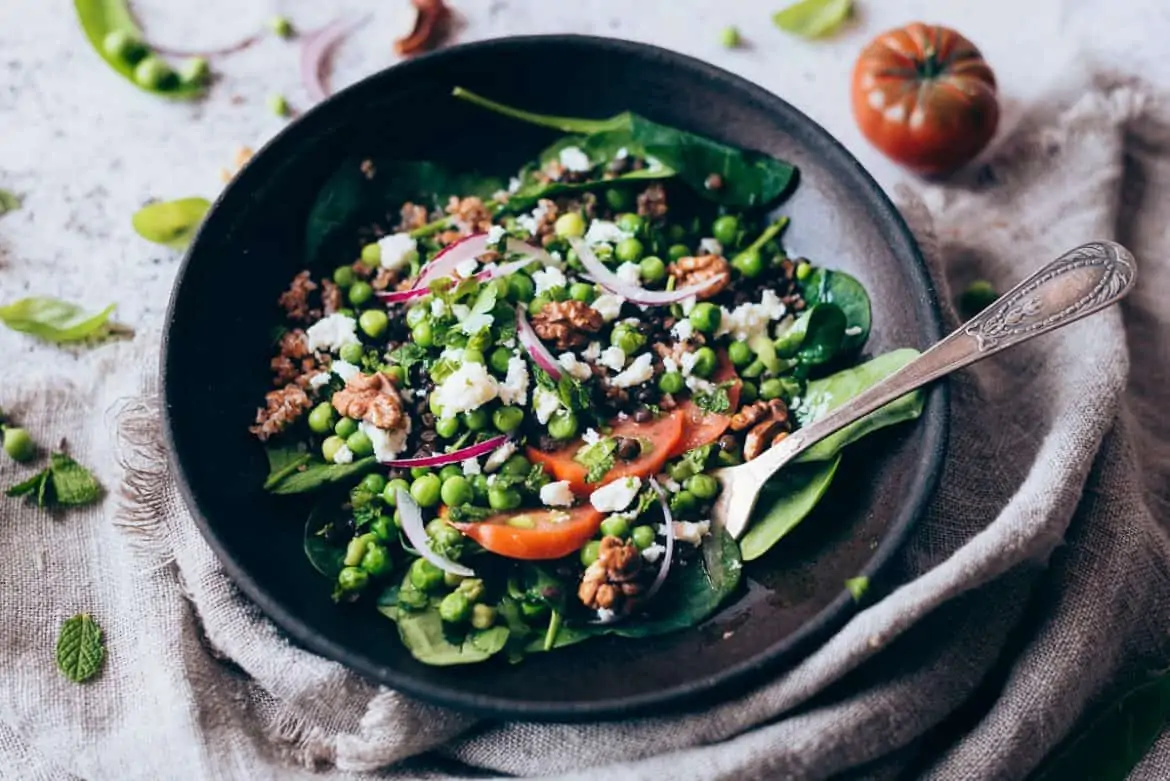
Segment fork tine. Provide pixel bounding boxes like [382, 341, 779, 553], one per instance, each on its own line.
[710, 464, 763, 540]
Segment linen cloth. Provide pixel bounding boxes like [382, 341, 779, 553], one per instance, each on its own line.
[3, 35, 1170, 781]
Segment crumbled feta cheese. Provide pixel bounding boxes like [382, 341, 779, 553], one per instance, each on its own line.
[508, 176, 522, 193]
[715, 289, 787, 341]
[484, 441, 517, 473]
[330, 359, 361, 383]
[532, 201, 551, 224]
[331, 444, 354, 465]
[582, 428, 601, 445]
[557, 352, 592, 381]
[698, 237, 723, 256]
[360, 420, 410, 463]
[460, 311, 494, 335]
[680, 296, 698, 315]
[662, 357, 679, 374]
[462, 458, 482, 476]
[498, 355, 530, 405]
[584, 220, 632, 246]
[454, 258, 479, 279]
[673, 520, 711, 545]
[596, 608, 617, 622]
[598, 345, 627, 372]
[615, 262, 642, 285]
[590, 476, 642, 513]
[590, 293, 625, 322]
[486, 224, 507, 245]
[611, 353, 654, 388]
[308, 372, 331, 390]
[549, 250, 563, 262]
[432, 362, 499, 419]
[845, 325, 863, 336]
[661, 475, 682, 493]
[686, 375, 717, 394]
[582, 341, 602, 361]
[306, 314, 359, 353]
[516, 214, 538, 236]
[671, 319, 694, 342]
[377, 233, 418, 271]
[500, 336, 517, 349]
[615, 147, 629, 160]
[642, 543, 667, 564]
[558, 146, 592, 173]
[540, 480, 575, 507]
[451, 304, 471, 321]
[533, 385, 563, 424]
[679, 351, 699, 377]
[532, 266, 567, 296]
[431, 298, 448, 318]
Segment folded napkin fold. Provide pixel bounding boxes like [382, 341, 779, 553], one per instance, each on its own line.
[2, 63, 1168, 781]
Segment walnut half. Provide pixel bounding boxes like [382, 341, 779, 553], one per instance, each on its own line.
[731, 399, 792, 461]
[578, 536, 646, 613]
[668, 254, 731, 300]
[331, 372, 405, 430]
[530, 300, 603, 350]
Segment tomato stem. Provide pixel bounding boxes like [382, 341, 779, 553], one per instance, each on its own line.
[918, 48, 941, 79]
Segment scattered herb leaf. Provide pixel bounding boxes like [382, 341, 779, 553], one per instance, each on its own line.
[693, 382, 734, 414]
[0, 298, 116, 344]
[959, 280, 998, 318]
[845, 576, 869, 602]
[772, 0, 853, 39]
[446, 504, 495, 522]
[5, 452, 102, 509]
[131, 197, 211, 249]
[56, 613, 105, 683]
[575, 437, 617, 484]
[0, 189, 21, 215]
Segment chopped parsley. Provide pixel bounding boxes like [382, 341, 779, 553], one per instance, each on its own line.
[388, 342, 428, 375]
[693, 381, 735, 414]
[447, 504, 495, 522]
[574, 437, 617, 483]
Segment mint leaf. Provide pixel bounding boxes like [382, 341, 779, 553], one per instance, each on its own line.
[131, 197, 211, 249]
[693, 382, 733, 414]
[575, 438, 617, 484]
[49, 452, 102, 506]
[56, 613, 105, 683]
[0, 297, 116, 343]
[6, 469, 50, 503]
[556, 374, 592, 413]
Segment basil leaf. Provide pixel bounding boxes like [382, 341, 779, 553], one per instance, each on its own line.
[741, 456, 840, 561]
[800, 268, 872, 353]
[56, 613, 105, 683]
[0, 297, 116, 343]
[131, 197, 211, 249]
[266, 456, 378, 495]
[48, 453, 102, 506]
[772, 0, 853, 39]
[0, 189, 21, 215]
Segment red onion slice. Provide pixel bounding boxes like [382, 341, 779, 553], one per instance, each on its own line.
[375, 286, 431, 305]
[414, 234, 555, 290]
[376, 254, 541, 305]
[379, 434, 508, 467]
[517, 306, 562, 380]
[300, 16, 367, 103]
[397, 488, 476, 577]
[642, 478, 676, 602]
[568, 237, 720, 305]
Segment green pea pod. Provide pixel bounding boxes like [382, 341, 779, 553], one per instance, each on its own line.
[75, 0, 205, 99]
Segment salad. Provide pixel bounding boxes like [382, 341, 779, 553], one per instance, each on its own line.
[253, 89, 924, 665]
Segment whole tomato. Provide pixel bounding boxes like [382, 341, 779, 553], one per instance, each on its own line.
[851, 23, 999, 175]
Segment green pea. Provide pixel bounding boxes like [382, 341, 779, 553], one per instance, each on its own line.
[337, 342, 363, 365]
[529, 295, 550, 315]
[439, 464, 462, 482]
[668, 243, 691, 261]
[639, 256, 666, 283]
[568, 282, 596, 303]
[439, 591, 472, 623]
[337, 566, 368, 593]
[360, 544, 392, 577]
[348, 281, 373, 306]
[370, 515, 395, 541]
[334, 417, 359, 439]
[463, 408, 489, 432]
[178, 57, 210, 87]
[470, 474, 489, 502]
[732, 250, 764, 278]
[406, 304, 429, 327]
[720, 25, 741, 48]
[501, 453, 531, 477]
[493, 406, 525, 434]
[795, 261, 812, 281]
[102, 29, 146, 63]
[427, 519, 463, 549]
[321, 435, 345, 462]
[428, 392, 444, 418]
[410, 474, 442, 508]
[670, 489, 698, 516]
[411, 320, 434, 347]
[727, 341, 753, 368]
[688, 302, 722, 335]
[359, 309, 389, 339]
[712, 215, 740, 246]
[470, 603, 497, 629]
[361, 473, 387, 495]
[739, 380, 759, 404]
[269, 15, 294, 37]
[616, 213, 644, 235]
[382, 478, 411, 506]
[332, 265, 356, 288]
[133, 56, 173, 90]
[303, 402, 332, 434]
[615, 237, 644, 263]
[411, 466, 432, 480]
[336, 307, 355, 319]
[580, 540, 602, 567]
[409, 557, 444, 592]
[361, 243, 381, 267]
[463, 349, 485, 366]
[631, 525, 656, 550]
[740, 359, 765, 379]
[488, 485, 522, 510]
[346, 430, 374, 457]
[599, 515, 630, 538]
[509, 273, 535, 303]
[457, 577, 485, 601]
[658, 371, 684, 395]
[268, 93, 290, 117]
[691, 346, 718, 378]
[554, 212, 587, 238]
[384, 365, 405, 386]
[759, 378, 784, 400]
[441, 475, 474, 507]
[548, 410, 579, 440]
[488, 347, 512, 375]
[2, 427, 35, 462]
[444, 570, 465, 588]
[546, 285, 569, 301]
[605, 188, 633, 211]
[684, 473, 720, 500]
[343, 533, 374, 566]
[667, 461, 693, 483]
[611, 325, 646, 355]
[434, 416, 461, 439]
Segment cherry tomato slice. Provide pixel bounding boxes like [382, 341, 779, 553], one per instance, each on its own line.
[668, 352, 742, 457]
[451, 504, 604, 560]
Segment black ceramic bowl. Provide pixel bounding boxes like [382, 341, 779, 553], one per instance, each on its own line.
[164, 35, 947, 721]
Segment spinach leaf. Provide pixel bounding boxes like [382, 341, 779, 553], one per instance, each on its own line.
[74, 0, 205, 99]
[1031, 669, 1170, 781]
[795, 348, 925, 463]
[302, 499, 348, 578]
[56, 613, 106, 684]
[0, 189, 21, 215]
[131, 197, 210, 249]
[262, 445, 312, 490]
[523, 622, 594, 653]
[305, 158, 504, 266]
[800, 268, 872, 353]
[0, 297, 116, 343]
[740, 456, 841, 561]
[453, 87, 796, 209]
[774, 302, 847, 365]
[773, 0, 853, 39]
[506, 168, 668, 213]
[264, 449, 378, 494]
[395, 599, 511, 666]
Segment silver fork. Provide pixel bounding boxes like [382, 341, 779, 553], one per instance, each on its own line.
[712, 240, 1137, 540]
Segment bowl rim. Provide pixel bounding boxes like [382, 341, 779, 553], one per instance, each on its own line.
[162, 33, 949, 721]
